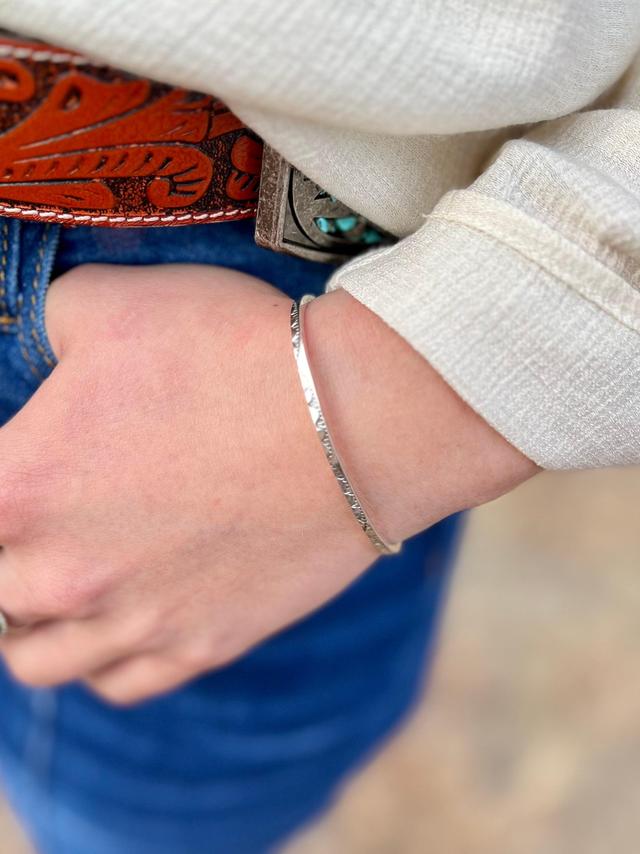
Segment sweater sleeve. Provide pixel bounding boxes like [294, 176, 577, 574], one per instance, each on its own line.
[329, 60, 640, 469]
[0, 0, 638, 135]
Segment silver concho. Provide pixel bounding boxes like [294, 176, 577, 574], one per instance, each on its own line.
[255, 145, 394, 264]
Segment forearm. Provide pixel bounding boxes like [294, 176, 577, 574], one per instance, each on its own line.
[305, 289, 539, 544]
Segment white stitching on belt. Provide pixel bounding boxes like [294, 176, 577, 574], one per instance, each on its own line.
[0, 204, 257, 225]
[0, 44, 90, 66]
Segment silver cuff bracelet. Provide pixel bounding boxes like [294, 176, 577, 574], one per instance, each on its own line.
[290, 295, 402, 556]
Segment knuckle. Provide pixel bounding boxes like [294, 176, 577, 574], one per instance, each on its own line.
[0, 474, 37, 541]
[38, 564, 110, 619]
[65, 574, 109, 614]
[2, 648, 60, 688]
[89, 681, 149, 708]
[127, 608, 165, 647]
[33, 582, 80, 620]
[13, 559, 112, 624]
[178, 641, 219, 674]
[205, 628, 242, 671]
[6, 570, 70, 623]
[0, 456, 61, 542]
[130, 610, 165, 648]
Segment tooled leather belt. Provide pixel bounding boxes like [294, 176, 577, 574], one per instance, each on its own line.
[0, 34, 392, 263]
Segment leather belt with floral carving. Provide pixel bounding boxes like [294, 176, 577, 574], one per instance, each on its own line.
[0, 35, 261, 228]
[0, 34, 393, 263]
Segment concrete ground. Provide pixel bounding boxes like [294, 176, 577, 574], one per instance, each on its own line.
[3, 468, 640, 853]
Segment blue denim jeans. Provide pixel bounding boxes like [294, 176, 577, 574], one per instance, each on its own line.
[0, 218, 462, 854]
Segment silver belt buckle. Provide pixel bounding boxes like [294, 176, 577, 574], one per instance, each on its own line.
[255, 144, 394, 264]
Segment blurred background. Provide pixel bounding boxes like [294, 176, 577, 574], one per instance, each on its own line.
[3, 468, 640, 853]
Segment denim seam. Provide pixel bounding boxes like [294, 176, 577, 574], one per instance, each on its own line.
[0, 220, 9, 315]
[16, 225, 53, 380]
[29, 235, 56, 372]
[0, 220, 15, 334]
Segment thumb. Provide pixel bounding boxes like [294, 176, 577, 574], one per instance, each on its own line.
[44, 261, 145, 361]
[43, 264, 103, 362]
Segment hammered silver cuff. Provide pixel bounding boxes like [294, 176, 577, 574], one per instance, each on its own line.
[290, 295, 402, 557]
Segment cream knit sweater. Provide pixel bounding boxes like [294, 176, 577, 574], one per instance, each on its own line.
[1, 0, 639, 469]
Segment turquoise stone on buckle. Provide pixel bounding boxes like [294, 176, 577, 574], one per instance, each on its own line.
[255, 145, 394, 263]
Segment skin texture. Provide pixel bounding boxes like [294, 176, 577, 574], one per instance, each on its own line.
[0, 264, 538, 704]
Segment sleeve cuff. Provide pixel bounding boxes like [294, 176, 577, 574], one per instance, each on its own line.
[327, 193, 640, 469]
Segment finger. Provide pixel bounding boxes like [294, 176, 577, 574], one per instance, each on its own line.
[0, 613, 150, 688]
[85, 653, 198, 706]
[0, 360, 75, 547]
[0, 543, 110, 629]
[0, 550, 56, 626]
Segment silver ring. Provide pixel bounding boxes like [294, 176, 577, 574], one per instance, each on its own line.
[0, 610, 8, 637]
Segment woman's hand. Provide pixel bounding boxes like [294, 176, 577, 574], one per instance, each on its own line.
[0, 263, 537, 704]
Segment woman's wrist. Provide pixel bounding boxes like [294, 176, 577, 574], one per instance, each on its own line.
[303, 288, 540, 542]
